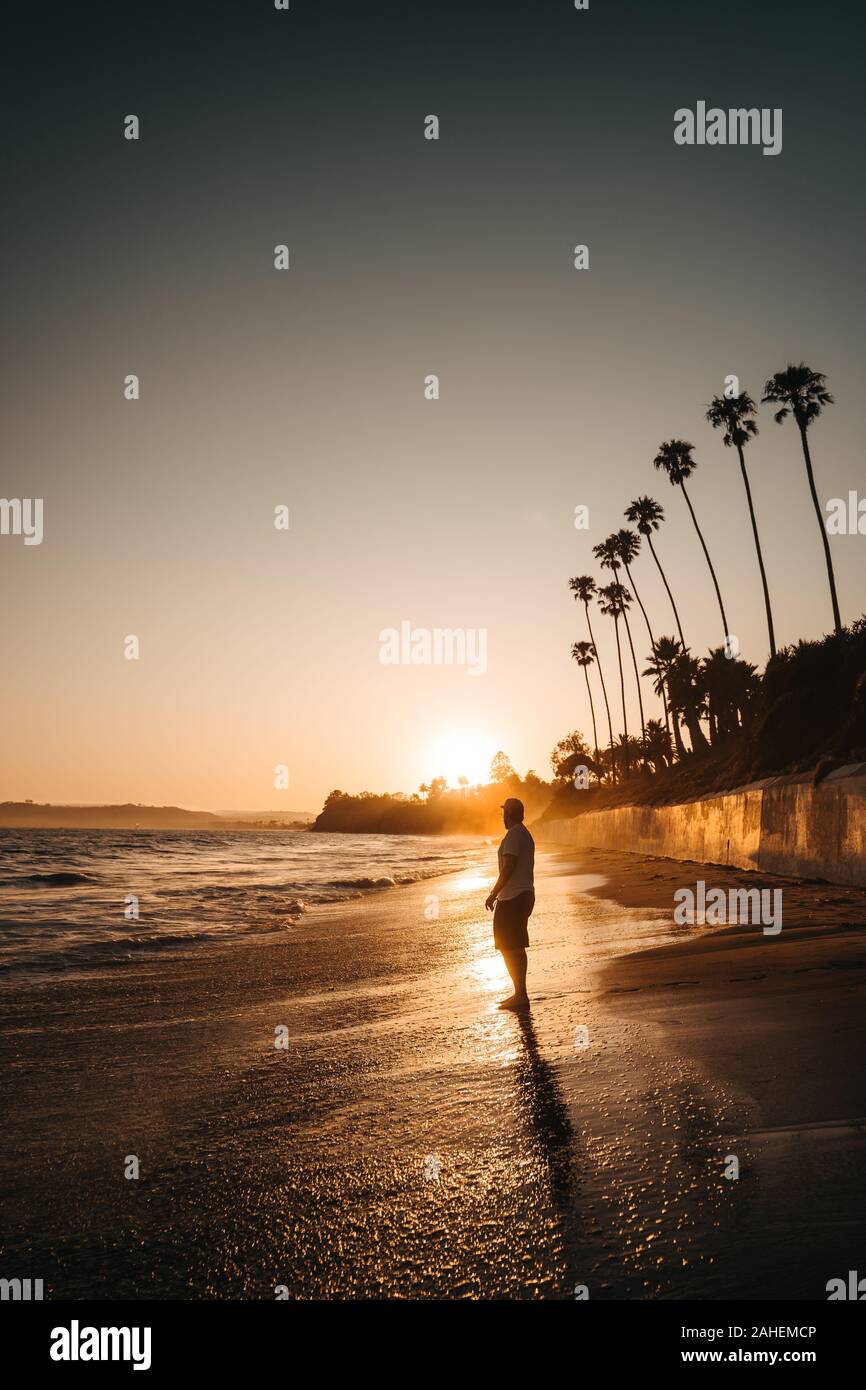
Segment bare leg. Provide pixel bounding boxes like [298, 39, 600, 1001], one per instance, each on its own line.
[499, 948, 529, 1009]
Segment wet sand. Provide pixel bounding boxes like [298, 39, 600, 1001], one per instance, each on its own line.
[583, 846, 866, 1298]
[1, 846, 864, 1299]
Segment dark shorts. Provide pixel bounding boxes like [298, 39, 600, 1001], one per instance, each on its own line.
[493, 890, 535, 952]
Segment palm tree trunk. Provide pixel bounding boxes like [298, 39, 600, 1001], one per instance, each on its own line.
[679, 479, 730, 644]
[583, 664, 599, 766]
[653, 662, 687, 759]
[799, 425, 842, 634]
[736, 444, 776, 658]
[646, 533, 687, 649]
[609, 559, 646, 755]
[708, 700, 718, 745]
[682, 704, 710, 753]
[670, 706, 687, 759]
[624, 559, 672, 740]
[621, 610, 646, 747]
[584, 602, 616, 784]
[612, 615, 629, 773]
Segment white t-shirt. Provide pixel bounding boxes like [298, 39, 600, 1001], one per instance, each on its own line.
[497, 822, 535, 901]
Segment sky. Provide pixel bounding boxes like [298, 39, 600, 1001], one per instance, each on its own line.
[2, 0, 865, 811]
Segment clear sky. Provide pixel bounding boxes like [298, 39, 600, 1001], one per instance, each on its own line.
[3, 0, 865, 811]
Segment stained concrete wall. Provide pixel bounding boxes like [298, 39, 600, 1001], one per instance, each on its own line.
[540, 763, 866, 887]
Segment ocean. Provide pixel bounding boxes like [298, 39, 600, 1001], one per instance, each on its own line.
[0, 828, 490, 974]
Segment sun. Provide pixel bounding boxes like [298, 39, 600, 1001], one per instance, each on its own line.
[425, 728, 495, 789]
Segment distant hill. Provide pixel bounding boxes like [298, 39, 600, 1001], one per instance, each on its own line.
[0, 803, 313, 830]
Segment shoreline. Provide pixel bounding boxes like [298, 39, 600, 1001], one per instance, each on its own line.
[1, 845, 864, 1298]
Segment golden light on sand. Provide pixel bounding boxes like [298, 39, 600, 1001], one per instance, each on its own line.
[425, 729, 496, 789]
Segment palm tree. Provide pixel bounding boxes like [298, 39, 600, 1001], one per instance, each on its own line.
[643, 718, 672, 774]
[668, 650, 710, 754]
[617, 586, 646, 756]
[762, 363, 841, 634]
[729, 654, 761, 729]
[571, 640, 600, 767]
[610, 733, 644, 776]
[624, 496, 687, 649]
[612, 526, 672, 740]
[643, 636, 687, 760]
[706, 390, 776, 658]
[701, 646, 760, 744]
[653, 439, 731, 645]
[598, 582, 631, 773]
[569, 575, 617, 783]
[595, 537, 646, 750]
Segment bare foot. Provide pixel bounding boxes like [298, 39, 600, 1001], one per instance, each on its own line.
[498, 994, 530, 1012]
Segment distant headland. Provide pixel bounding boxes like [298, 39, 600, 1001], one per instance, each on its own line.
[0, 803, 313, 831]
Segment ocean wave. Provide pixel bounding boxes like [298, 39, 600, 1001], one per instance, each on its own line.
[0, 827, 488, 976]
[0, 871, 97, 887]
[327, 875, 397, 890]
[182, 875, 403, 900]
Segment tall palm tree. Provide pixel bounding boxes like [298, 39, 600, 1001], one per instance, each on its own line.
[612, 526, 672, 740]
[624, 496, 687, 649]
[643, 636, 687, 760]
[570, 640, 600, 766]
[598, 582, 631, 773]
[653, 439, 731, 645]
[762, 363, 841, 634]
[595, 537, 646, 750]
[706, 390, 776, 658]
[569, 575, 617, 783]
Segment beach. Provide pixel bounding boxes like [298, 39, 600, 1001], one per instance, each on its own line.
[1, 844, 864, 1300]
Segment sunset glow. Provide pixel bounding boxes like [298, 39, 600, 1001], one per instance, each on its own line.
[424, 729, 497, 789]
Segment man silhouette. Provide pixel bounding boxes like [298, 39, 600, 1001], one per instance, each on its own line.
[485, 797, 535, 1011]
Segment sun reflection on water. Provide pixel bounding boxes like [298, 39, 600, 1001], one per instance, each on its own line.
[468, 948, 506, 993]
[451, 873, 493, 893]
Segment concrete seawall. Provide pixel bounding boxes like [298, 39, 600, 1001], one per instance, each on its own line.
[540, 762, 866, 887]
